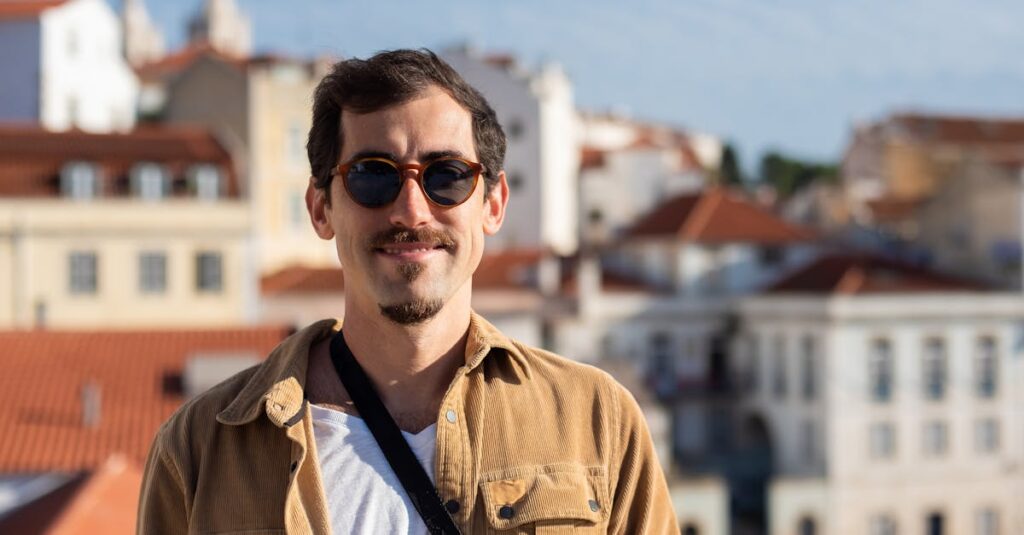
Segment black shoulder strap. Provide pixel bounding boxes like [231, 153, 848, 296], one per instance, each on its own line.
[327, 331, 461, 535]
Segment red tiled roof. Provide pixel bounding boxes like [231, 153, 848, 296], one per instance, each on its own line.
[0, 0, 66, 19]
[893, 113, 1024, 147]
[766, 254, 989, 295]
[0, 124, 241, 198]
[0, 327, 289, 473]
[261, 265, 345, 295]
[0, 456, 142, 534]
[473, 249, 544, 290]
[134, 43, 246, 82]
[627, 188, 816, 244]
[261, 250, 547, 296]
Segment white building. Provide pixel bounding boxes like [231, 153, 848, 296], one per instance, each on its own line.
[442, 46, 580, 255]
[0, 0, 138, 133]
[186, 0, 252, 58]
[735, 254, 1024, 535]
[121, 0, 165, 67]
[579, 113, 722, 245]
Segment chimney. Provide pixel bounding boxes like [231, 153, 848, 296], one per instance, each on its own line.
[81, 381, 101, 428]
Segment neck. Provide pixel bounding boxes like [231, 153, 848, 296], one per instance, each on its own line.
[337, 284, 473, 423]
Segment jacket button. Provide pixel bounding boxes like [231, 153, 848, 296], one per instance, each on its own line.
[445, 409, 457, 423]
[445, 499, 460, 514]
[290, 461, 298, 473]
[499, 505, 514, 519]
[589, 499, 599, 512]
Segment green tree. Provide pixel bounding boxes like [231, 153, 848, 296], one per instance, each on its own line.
[758, 151, 837, 197]
[717, 143, 745, 186]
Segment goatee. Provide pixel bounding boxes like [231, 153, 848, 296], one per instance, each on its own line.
[379, 299, 444, 324]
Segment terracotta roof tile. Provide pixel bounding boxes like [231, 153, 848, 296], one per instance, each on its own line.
[627, 188, 816, 244]
[0, 0, 66, 19]
[261, 250, 548, 296]
[0, 327, 289, 473]
[261, 265, 345, 295]
[0, 124, 241, 198]
[579, 147, 607, 170]
[865, 197, 922, 223]
[894, 113, 1024, 146]
[0, 456, 142, 534]
[766, 253, 989, 295]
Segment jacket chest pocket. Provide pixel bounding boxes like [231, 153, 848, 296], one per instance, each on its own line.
[479, 464, 608, 534]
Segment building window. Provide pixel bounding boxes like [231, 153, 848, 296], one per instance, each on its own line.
[869, 422, 895, 459]
[758, 246, 785, 267]
[69, 251, 97, 294]
[975, 336, 998, 399]
[869, 514, 897, 535]
[287, 122, 306, 168]
[923, 421, 948, 456]
[507, 172, 524, 193]
[191, 164, 223, 201]
[922, 338, 947, 401]
[974, 418, 999, 454]
[61, 162, 100, 200]
[801, 335, 817, 401]
[975, 508, 999, 535]
[195, 252, 223, 292]
[926, 512, 945, 535]
[648, 332, 675, 397]
[869, 338, 894, 403]
[772, 335, 787, 399]
[131, 163, 169, 200]
[801, 420, 817, 463]
[139, 251, 167, 294]
[798, 516, 817, 535]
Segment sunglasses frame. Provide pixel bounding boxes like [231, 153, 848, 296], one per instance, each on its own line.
[331, 156, 484, 209]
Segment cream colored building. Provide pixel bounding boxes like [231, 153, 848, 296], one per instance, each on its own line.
[736, 256, 1024, 535]
[0, 125, 254, 329]
[160, 51, 337, 274]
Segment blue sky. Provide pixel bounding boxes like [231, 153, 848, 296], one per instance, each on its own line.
[133, 0, 1024, 169]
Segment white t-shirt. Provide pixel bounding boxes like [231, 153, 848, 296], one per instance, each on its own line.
[310, 403, 437, 535]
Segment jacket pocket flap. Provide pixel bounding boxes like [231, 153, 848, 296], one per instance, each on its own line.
[479, 464, 608, 530]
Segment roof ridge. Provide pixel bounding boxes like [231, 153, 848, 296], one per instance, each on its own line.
[679, 188, 725, 241]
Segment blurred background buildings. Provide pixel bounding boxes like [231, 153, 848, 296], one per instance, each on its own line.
[0, 1, 1022, 534]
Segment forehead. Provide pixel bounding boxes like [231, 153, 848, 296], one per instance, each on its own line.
[338, 87, 475, 162]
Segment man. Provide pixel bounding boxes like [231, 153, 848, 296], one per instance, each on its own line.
[138, 49, 677, 534]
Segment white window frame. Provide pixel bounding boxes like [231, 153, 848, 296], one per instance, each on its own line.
[975, 336, 998, 399]
[869, 338, 894, 403]
[191, 164, 223, 201]
[869, 422, 896, 460]
[61, 161, 100, 200]
[132, 163, 169, 201]
[923, 338, 947, 401]
[974, 418, 1000, 454]
[923, 420, 949, 457]
[195, 251, 223, 293]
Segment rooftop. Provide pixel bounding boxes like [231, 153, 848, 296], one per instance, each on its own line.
[766, 253, 989, 295]
[0, 124, 240, 199]
[627, 188, 816, 244]
[0, 0, 67, 20]
[0, 326, 288, 473]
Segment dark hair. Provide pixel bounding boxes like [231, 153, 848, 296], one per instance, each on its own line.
[307, 49, 506, 203]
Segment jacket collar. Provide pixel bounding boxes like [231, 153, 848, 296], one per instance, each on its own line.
[216, 311, 518, 427]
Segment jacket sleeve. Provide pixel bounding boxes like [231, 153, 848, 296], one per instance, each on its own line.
[137, 428, 189, 535]
[607, 383, 679, 534]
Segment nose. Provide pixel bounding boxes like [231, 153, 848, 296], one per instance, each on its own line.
[387, 170, 432, 228]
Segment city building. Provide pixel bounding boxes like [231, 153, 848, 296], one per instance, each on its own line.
[120, 0, 165, 68]
[578, 112, 722, 246]
[0, 0, 139, 133]
[0, 125, 255, 329]
[734, 254, 1023, 535]
[442, 46, 581, 255]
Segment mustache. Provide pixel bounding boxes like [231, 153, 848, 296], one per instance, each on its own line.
[366, 227, 457, 250]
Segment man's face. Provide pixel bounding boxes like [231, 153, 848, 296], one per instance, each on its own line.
[307, 86, 508, 324]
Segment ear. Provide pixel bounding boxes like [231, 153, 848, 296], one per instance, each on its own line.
[482, 171, 509, 236]
[306, 177, 335, 240]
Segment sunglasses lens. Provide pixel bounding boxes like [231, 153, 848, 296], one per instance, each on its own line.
[345, 160, 401, 207]
[423, 159, 477, 206]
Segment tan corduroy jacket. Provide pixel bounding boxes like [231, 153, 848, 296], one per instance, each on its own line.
[138, 312, 679, 534]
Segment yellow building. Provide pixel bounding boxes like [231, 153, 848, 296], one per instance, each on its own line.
[0, 125, 253, 329]
[154, 48, 337, 274]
